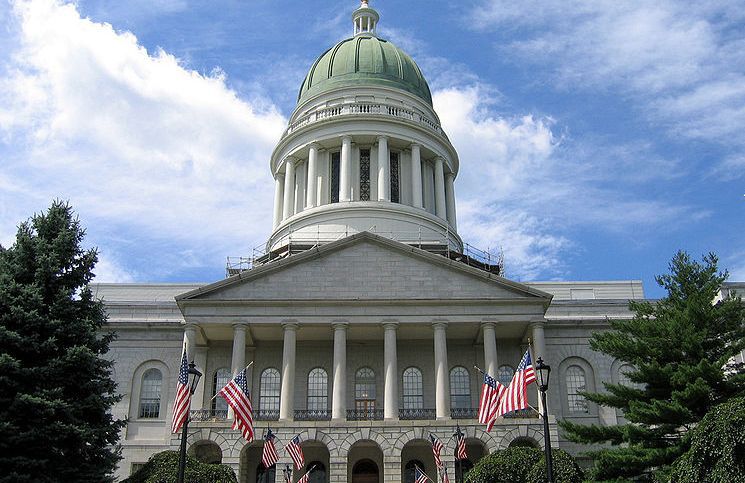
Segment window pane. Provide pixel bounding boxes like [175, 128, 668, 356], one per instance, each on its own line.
[355, 367, 376, 400]
[330, 152, 340, 203]
[260, 368, 281, 411]
[360, 149, 371, 201]
[139, 368, 162, 418]
[212, 368, 231, 412]
[307, 368, 328, 410]
[566, 365, 588, 413]
[450, 366, 470, 409]
[390, 152, 400, 203]
[402, 367, 422, 409]
[497, 365, 514, 387]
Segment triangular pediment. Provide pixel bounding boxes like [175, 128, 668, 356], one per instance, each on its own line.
[177, 232, 552, 304]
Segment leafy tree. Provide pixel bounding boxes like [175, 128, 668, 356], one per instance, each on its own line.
[559, 251, 745, 481]
[0, 201, 124, 482]
[668, 396, 745, 483]
[123, 451, 237, 483]
[526, 449, 585, 483]
[464, 447, 584, 483]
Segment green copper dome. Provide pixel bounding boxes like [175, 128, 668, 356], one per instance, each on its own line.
[298, 34, 433, 106]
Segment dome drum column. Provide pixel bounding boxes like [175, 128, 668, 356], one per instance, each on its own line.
[340, 136, 352, 202]
[306, 143, 319, 208]
[410, 143, 423, 209]
[282, 158, 296, 220]
[434, 156, 447, 220]
[445, 173, 457, 230]
[273, 173, 285, 228]
[377, 136, 390, 201]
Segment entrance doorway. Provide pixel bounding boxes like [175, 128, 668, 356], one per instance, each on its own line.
[352, 459, 379, 483]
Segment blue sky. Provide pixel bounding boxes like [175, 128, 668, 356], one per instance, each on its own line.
[1, 0, 743, 297]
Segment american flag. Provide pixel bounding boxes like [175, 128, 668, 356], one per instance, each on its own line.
[218, 368, 254, 442]
[297, 465, 316, 483]
[498, 349, 537, 416]
[171, 349, 191, 433]
[441, 464, 450, 483]
[455, 426, 467, 460]
[415, 466, 431, 483]
[286, 435, 305, 470]
[261, 429, 279, 468]
[477, 372, 506, 432]
[429, 434, 444, 469]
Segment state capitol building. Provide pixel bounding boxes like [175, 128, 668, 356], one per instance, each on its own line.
[97, 2, 649, 481]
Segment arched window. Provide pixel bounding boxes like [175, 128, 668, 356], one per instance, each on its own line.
[355, 367, 376, 413]
[260, 368, 281, 412]
[450, 366, 471, 409]
[307, 368, 328, 411]
[497, 365, 514, 387]
[306, 461, 326, 483]
[404, 459, 425, 483]
[211, 368, 231, 413]
[618, 364, 635, 387]
[139, 368, 162, 418]
[402, 367, 423, 409]
[565, 365, 588, 413]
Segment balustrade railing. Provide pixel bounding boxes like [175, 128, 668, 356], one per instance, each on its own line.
[190, 409, 228, 422]
[294, 409, 331, 421]
[503, 408, 540, 419]
[346, 409, 384, 421]
[255, 409, 280, 421]
[450, 407, 479, 419]
[284, 100, 443, 137]
[399, 408, 436, 420]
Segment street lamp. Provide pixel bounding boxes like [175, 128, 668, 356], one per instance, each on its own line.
[535, 357, 554, 483]
[177, 361, 203, 483]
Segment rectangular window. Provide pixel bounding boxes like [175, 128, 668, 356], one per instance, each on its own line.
[131, 463, 145, 476]
[330, 152, 340, 203]
[390, 151, 400, 203]
[359, 149, 371, 201]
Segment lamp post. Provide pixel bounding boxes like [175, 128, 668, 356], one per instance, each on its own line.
[177, 361, 202, 483]
[535, 357, 554, 483]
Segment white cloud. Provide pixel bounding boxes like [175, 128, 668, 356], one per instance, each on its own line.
[469, 0, 745, 157]
[0, 0, 286, 279]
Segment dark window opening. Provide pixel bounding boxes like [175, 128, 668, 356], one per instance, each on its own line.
[330, 152, 340, 203]
[359, 149, 371, 201]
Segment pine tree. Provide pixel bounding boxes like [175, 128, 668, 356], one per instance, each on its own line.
[0, 201, 125, 482]
[559, 251, 745, 481]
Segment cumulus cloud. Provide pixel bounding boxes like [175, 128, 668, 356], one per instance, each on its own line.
[0, 0, 286, 280]
[469, 0, 745, 161]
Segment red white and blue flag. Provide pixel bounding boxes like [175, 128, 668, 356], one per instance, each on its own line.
[171, 349, 191, 433]
[286, 435, 305, 470]
[262, 429, 279, 468]
[430, 434, 444, 469]
[219, 368, 254, 442]
[455, 426, 467, 460]
[498, 349, 537, 416]
[441, 464, 450, 483]
[477, 372, 506, 432]
[297, 465, 316, 483]
[415, 466, 431, 483]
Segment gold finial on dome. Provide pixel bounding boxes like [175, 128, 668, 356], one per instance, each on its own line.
[353, 0, 378, 36]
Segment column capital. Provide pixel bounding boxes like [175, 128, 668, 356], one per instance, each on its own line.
[381, 321, 399, 330]
[377, 135, 388, 142]
[529, 319, 546, 329]
[435, 155, 445, 163]
[410, 142, 420, 149]
[183, 322, 199, 331]
[282, 321, 299, 331]
[431, 320, 448, 330]
[308, 141, 321, 150]
[481, 321, 497, 330]
[331, 321, 349, 330]
[341, 135, 352, 143]
[232, 322, 248, 330]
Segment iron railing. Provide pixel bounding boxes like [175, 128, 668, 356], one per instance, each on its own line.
[294, 409, 331, 421]
[399, 408, 436, 420]
[346, 409, 384, 421]
[503, 408, 540, 419]
[190, 409, 228, 422]
[450, 408, 479, 419]
[254, 409, 280, 421]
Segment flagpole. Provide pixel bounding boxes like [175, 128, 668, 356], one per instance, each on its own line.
[209, 361, 254, 403]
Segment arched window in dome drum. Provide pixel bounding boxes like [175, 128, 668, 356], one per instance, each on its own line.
[390, 151, 400, 203]
[359, 149, 371, 201]
[330, 151, 340, 203]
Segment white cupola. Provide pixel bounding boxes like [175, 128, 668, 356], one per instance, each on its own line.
[353, 0, 379, 36]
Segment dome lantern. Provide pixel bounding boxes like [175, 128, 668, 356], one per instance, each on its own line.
[353, 0, 379, 36]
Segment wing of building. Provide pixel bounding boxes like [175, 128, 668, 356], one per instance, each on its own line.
[98, 2, 648, 481]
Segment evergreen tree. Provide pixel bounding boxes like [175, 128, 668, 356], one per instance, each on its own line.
[559, 251, 745, 481]
[0, 201, 125, 482]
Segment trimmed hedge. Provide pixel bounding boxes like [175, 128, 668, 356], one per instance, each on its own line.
[123, 450, 237, 483]
[464, 447, 584, 483]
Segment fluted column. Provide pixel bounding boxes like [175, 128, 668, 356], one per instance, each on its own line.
[377, 136, 390, 201]
[434, 157, 447, 219]
[282, 158, 296, 220]
[340, 136, 352, 202]
[482, 322, 498, 377]
[445, 173, 457, 229]
[432, 321, 451, 419]
[273, 174, 284, 228]
[229, 323, 247, 419]
[410, 143, 423, 208]
[331, 322, 348, 420]
[531, 320, 548, 415]
[306, 143, 319, 208]
[383, 322, 399, 420]
[279, 322, 298, 421]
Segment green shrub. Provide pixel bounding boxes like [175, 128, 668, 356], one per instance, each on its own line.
[123, 450, 237, 483]
[464, 447, 542, 483]
[526, 449, 585, 483]
[668, 396, 745, 483]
